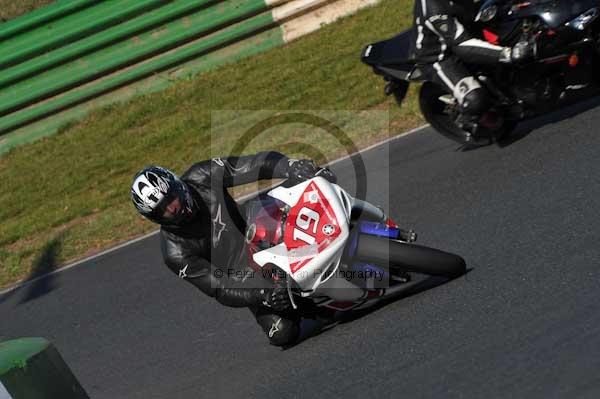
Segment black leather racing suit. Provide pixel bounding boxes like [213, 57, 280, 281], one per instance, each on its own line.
[412, 0, 508, 115]
[160, 151, 300, 346]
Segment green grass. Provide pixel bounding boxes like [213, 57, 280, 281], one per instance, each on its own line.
[0, 0, 54, 21]
[0, 0, 422, 288]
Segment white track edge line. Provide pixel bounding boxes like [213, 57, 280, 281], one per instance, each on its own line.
[0, 123, 430, 296]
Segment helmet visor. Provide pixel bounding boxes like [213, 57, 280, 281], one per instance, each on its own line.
[151, 180, 193, 224]
[161, 193, 184, 221]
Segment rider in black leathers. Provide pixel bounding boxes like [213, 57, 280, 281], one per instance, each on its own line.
[131, 151, 335, 346]
[412, 0, 535, 127]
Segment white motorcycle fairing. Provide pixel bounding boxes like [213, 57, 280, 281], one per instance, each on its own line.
[250, 176, 435, 310]
[252, 177, 360, 298]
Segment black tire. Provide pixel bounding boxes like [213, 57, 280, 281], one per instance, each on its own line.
[419, 81, 517, 146]
[355, 234, 466, 278]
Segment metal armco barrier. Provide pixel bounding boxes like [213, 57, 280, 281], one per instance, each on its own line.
[0, 337, 89, 399]
[0, 0, 379, 153]
[0, 0, 288, 117]
[0, 0, 169, 70]
[0, 0, 215, 89]
[0, 0, 97, 41]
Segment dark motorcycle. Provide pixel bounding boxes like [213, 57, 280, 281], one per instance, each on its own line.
[361, 0, 600, 145]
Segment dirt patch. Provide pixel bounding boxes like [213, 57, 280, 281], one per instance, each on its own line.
[0, 0, 55, 21]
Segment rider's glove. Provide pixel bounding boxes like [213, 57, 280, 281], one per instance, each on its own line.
[500, 41, 536, 64]
[287, 159, 319, 181]
[259, 279, 292, 312]
[314, 167, 337, 184]
[287, 159, 337, 183]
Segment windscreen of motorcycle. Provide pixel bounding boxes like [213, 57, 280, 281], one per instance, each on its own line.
[251, 177, 351, 292]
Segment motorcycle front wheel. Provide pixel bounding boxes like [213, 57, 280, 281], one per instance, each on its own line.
[419, 81, 516, 146]
[355, 234, 466, 278]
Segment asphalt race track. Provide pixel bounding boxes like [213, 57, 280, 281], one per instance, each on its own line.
[2, 99, 600, 398]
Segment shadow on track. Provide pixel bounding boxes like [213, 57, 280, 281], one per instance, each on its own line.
[340, 268, 473, 324]
[498, 94, 600, 148]
[284, 269, 473, 349]
[456, 94, 600, 151]
[0, 234, 64, 305]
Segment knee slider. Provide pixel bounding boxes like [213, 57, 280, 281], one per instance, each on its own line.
[267, 317, 299, 347]
[453, 77, 490, 115]
[462, 88, 490, 115]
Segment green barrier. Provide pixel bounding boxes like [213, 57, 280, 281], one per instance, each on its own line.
[0, 11, 279, 134]
[0, 26, 286, 155]
[0, 0, 275, 116]
[0, 0, 371, 150]
[0, 0, 169, 69]
[0, 338, 89, 399]
[0, 0, 97, 42]
[0, 0, 215, 89]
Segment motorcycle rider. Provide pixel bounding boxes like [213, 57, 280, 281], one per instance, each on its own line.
[130, 152, 337, 346]
[412, 0, 536, 129]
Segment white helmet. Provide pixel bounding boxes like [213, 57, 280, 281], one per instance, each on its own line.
[130, 166, 196, 225]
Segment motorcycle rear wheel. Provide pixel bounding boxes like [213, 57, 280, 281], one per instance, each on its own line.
[419, 81, 516, 146]
[355, 234, 466, 278]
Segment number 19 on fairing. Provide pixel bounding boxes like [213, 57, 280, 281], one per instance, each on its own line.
[292, 207, 320, 244]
